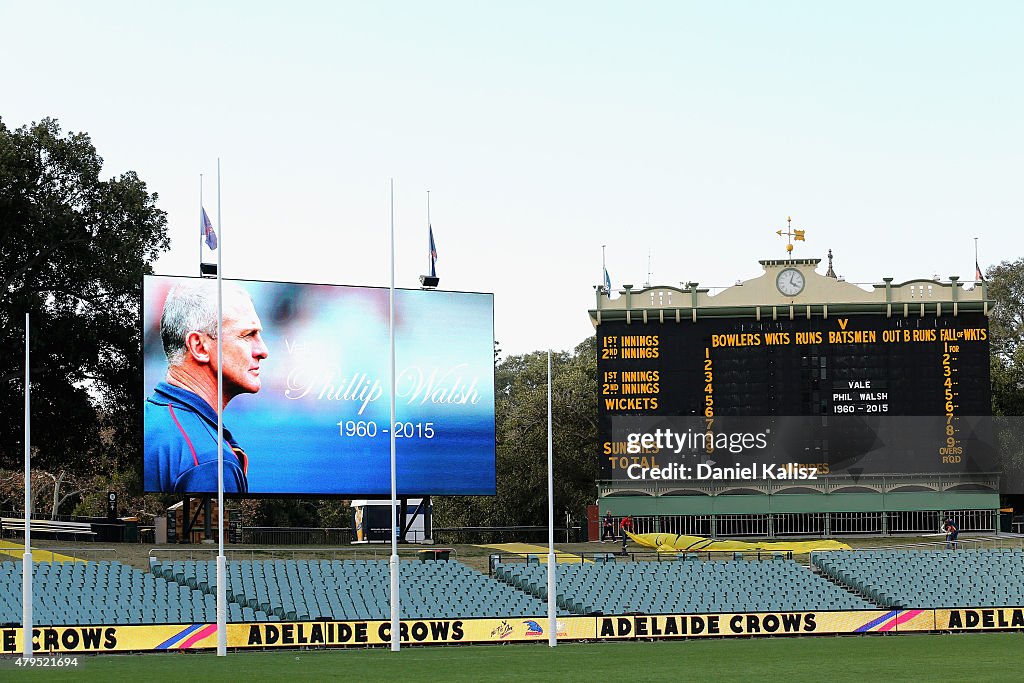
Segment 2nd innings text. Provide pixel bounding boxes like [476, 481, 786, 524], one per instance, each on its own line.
[337, 420, 435, 439]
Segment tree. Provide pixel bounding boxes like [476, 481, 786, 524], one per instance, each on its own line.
[0, 118, 169, 477]
[986, 259, 1024, 501]
[435, 337, 598, 534]
[988, 259, 1024, 416]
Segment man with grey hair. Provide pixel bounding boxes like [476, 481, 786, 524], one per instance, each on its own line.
[144, 279, 269, 493]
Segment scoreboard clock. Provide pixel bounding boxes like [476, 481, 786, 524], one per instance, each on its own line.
[775, 268, 805, 296]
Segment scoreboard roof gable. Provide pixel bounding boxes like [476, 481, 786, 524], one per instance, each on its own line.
[591, 257, 991, 325]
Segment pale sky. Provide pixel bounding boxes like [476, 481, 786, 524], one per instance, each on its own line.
[3, 1, 1020, 356]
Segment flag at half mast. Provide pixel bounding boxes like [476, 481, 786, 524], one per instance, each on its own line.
[428, 225, 438, 278]
[202, 206, 218, 250]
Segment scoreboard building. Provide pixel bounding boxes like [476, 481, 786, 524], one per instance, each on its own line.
[591, 255, 999, 537]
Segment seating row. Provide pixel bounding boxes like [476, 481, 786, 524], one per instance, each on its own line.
[812, 549, 1024, 609]
[0, 560, 276, 626]
[150, 558, 559, 621]
[495, 558, 875, 615]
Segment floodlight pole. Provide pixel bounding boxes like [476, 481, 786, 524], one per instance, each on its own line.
[22, 313, 33, 659]
[216, 159, 227, 656]
[389, 178, 401, 652]
[547, 350, 557, 647]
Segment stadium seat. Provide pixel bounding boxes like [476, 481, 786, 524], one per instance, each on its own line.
[811, 549, 1024, 609]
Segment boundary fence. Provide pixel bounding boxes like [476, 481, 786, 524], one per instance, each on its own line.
[3, 607, 1023, 654]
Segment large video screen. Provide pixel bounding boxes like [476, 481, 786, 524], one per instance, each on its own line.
[143, 276, 495, 496]
[598, 313, 994, 481]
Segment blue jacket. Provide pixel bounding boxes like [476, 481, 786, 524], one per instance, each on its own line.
[144, 382, 248, 494]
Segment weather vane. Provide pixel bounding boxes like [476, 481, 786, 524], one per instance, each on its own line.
[776, 216, 805, 255]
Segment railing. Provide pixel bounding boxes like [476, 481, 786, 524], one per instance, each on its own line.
[433, 525, 583, 545]
[148, 546, 457, 563]
[0, 511, 117, 523]
[595, 509, 997, 540]
[809, 536, 1024, 573]
[0, 517, 96, 540]
[0, 513, 128, 543]
[598, 472, 1001, 497]
[487, 549, 796, 575]
[848, 535, 1024, 553]
[241, 527, 351, 545]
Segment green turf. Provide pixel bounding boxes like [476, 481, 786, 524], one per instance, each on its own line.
[5, 633, 1024, 682]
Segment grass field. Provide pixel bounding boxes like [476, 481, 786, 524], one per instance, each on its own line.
[5, 633, 1024, 682]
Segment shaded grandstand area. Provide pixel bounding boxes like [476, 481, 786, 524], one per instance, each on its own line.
[494, 555, 877, 615]
[2, 541, 1022, 630]
[0, 557, 556, 626]
[0, 559, 229, 626]
[151, 558, 554, 621]
[813, 548, 1024, 609]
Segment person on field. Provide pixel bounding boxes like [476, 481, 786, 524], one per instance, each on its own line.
[943, 516, 959, 550]
[601, 511, 615, 543]
[620, 514, 633, 553]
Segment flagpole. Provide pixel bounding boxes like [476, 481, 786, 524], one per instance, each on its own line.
[546, 350, 557, 647]
[974, 237, 979, 281]
[22, 313, 33, 660]
[602, 244, 607, 292]
[199, 174, 204, 273]
[426, 190, 431, 274]
[389, 178, 401, 652]
[215, 158, 227, 657]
